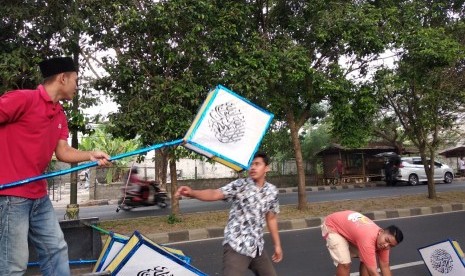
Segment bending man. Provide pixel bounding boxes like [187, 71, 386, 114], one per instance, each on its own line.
[321, 210, 403, 276]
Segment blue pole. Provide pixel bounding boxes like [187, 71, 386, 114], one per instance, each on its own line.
[28, 259, 97, 267]
[0, 138, 184, 190]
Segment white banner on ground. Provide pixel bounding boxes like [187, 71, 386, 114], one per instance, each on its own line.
[103, 231, 206, 276]
[418, 239, 465, 276]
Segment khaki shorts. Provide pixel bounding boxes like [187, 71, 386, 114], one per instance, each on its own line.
[321, 223, 358, 266]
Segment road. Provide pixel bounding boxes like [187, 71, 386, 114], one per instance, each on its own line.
[168, 211, 465, 275]
[54, 180, 465, 221]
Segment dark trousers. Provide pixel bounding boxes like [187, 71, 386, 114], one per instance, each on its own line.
[223, 243, 277, 276]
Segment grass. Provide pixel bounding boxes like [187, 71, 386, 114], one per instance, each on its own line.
[98, 190, 465, 237]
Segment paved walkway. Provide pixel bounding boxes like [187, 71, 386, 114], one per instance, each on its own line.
[50, 187, 100, 208]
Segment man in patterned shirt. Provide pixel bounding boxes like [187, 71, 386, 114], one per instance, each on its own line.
[176, 152, 283, 275]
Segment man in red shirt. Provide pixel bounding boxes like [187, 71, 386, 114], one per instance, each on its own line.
[321, 210, 403, 276]
[0, 57, 110, 275]
[332, 158, 344, 184]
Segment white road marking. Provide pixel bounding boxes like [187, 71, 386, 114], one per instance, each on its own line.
[349, 261, 425, 275]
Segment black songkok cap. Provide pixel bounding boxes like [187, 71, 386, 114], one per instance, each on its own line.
[39, 57, 77, 79]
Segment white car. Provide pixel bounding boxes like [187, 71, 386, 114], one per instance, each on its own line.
[396, 157, 454, 186]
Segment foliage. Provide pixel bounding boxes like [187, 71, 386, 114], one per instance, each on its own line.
[86, 0, 226, 214]
[260, 122, 293, 162]
[166, 214, 182, 225]
[83, 0, 402, 210]
[79, 127, 141, 183]
[329, 81, 379, 147]
[217, 0, 394, 209]
[301, 123, 331, 162]
[371, 0, 465, 198]
[4, 0, 465, 207]
[371, 115, 408, 154]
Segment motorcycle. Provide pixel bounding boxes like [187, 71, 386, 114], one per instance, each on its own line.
[116, 181, 168, 212]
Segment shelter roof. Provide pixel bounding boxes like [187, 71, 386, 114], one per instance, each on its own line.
[316, 142, 418, 156]
[316, 142, 396, 156]
[439, 145, 465, 158]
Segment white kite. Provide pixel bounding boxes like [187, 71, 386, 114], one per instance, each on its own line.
[184, 85, 273, 171]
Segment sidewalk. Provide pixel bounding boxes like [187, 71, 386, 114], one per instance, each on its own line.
[50, 186, 109, 208]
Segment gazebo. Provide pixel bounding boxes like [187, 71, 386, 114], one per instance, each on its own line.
[316, 143, 396, 184]
[439, 145, 465, 176]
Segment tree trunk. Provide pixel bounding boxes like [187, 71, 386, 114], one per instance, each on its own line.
[156, 149, 169, 190]
[169, 156, 179, 215]
[288, 119, 307, 210]
[154, 150, 163, 184]
[420, 149, 437, 199]
[69, 70, 79, 205]
[67, 17, 80, 219]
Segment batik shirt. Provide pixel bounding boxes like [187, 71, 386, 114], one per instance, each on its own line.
[220, 177, 279, 258]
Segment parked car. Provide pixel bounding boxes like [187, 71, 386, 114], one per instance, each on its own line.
[395, 157, 454, 186]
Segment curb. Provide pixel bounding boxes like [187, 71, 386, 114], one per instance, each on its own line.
[148, 203, 465, 244]
[175, 181, 387, 201]
[72, 182, 386, 204]
[79, 199, 110, 207]
[277, 182, 385, 194]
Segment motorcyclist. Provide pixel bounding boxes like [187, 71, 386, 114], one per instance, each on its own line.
[125, 167, 151, 202]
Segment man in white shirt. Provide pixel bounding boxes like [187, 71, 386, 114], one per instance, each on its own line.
[459, 157, 465, 176]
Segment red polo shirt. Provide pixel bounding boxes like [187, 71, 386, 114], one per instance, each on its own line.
[324, 210, 389, 268]
[0, 85, 69, 198]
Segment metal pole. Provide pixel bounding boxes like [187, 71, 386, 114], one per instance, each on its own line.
[0, 139, 184, 190]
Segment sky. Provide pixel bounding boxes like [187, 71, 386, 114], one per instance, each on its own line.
[80, 49, 398, 119]
[83, 95, 118, 118]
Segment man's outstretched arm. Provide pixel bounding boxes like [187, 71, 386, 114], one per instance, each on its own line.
[175, 186, 225, 201]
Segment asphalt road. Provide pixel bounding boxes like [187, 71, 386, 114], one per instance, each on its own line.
[168, 211, 465, 275]
[54, 180, 465, 221]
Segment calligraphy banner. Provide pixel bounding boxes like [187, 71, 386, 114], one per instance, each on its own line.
[184, 85, 274, 171]
[103, 231, 206, 276]
[94, 232, 192, 274]
[418, 239, 465, 276]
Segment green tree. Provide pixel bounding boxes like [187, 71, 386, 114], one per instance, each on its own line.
[300, 122, 332, 181]
[372, 0, 465, 198]
[86, 0, 401, 211]
[215, 0, 393, 209]
[89, 0, 222, 215]
[301, 123, 331, 163]
[79, 127, 142, 183]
